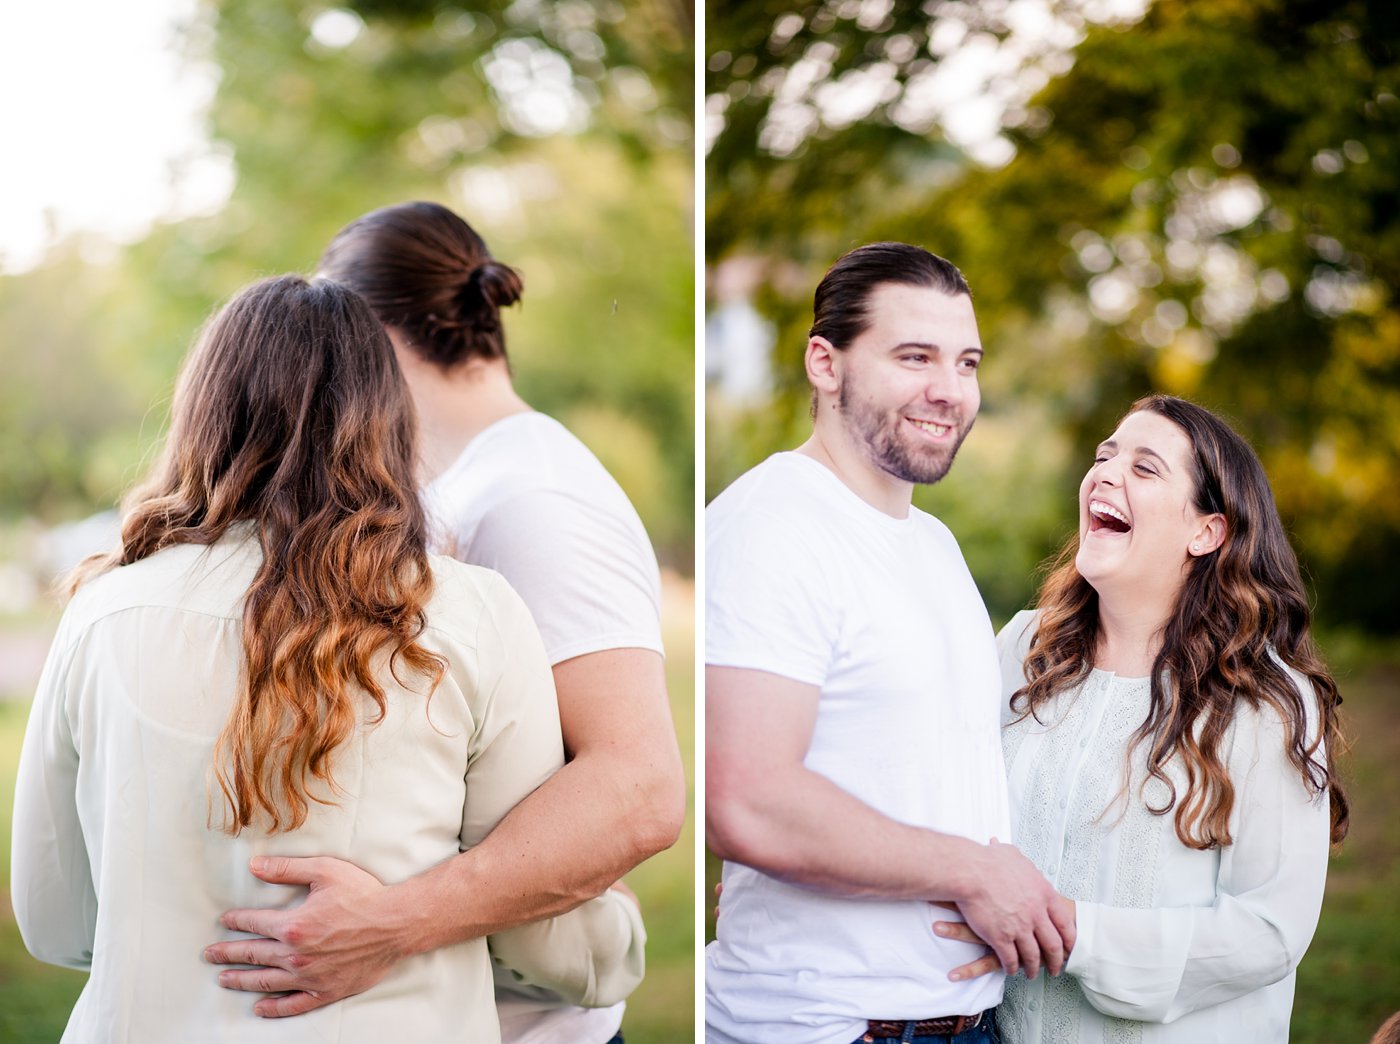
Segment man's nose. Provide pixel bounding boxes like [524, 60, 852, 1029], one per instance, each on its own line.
[923, 361, 964, 404]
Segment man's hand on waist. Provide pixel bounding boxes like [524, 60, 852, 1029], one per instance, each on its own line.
[945, 840, 1077, 980]
[202, 855, 411, 1018]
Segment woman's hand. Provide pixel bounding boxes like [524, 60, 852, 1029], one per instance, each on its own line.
[933, 893, 1077, 981]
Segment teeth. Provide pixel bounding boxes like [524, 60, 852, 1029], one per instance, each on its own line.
[910, 418, 950, 436]
[1089, 500, 1130, 525]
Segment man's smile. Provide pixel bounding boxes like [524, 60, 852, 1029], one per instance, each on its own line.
[906, 416, 954, 439]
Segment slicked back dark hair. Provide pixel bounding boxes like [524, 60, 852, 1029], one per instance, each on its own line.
[809, 242, 972, 349]
[318, 201, 522, 369]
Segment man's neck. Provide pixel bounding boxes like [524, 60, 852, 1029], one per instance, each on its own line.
[795, 421, 913, 519]
[395, 351, 532, 484]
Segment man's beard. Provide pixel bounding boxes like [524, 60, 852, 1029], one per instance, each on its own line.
[838, 378, 973, 485]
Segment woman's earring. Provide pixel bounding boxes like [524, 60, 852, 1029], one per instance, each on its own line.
[1191, 542, 1201, 553]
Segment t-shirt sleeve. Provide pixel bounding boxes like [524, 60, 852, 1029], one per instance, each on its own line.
[465, 489, 664, 666]
[705, 504, 838, 687]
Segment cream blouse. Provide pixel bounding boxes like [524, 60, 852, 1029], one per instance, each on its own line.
[996, 610, 1331, 1044]
[11, 532, 643, 1044]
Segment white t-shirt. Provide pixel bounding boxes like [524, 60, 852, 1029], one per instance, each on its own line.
[704, 453, 1012, 1044]
[996, 609, 1331, 1043]
[422, 412, 664, 666]
[422, 412, 663, 1044]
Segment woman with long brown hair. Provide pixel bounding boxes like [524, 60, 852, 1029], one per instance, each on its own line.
[11, 276, 632, 1042]
[938, 395, 1345, 1041]
[203, 203, 685, 1044]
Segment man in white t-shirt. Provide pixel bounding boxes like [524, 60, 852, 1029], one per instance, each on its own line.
[706, 243, 1075, 1044]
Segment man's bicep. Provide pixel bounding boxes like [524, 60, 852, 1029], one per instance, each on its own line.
[705, 667, 820, 809]
[552, 648, 672, 759]
[705, 511, 836, 686]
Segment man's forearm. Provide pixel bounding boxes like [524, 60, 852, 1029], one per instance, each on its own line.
[708, 763, 1073, 978]
[390, 743, 683, 955]
[708, 763, 984, 903]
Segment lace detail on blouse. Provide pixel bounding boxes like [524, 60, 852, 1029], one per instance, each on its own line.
[1001, 672, 1159, 1044]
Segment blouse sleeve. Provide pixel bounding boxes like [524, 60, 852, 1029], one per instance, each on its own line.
[10, 625, 98, 971]
[488, 888, 647, 1007]
[1064, 673, 1331, 1023]
[461, 571, 646, 1007]
[995, 609, 1039, 727]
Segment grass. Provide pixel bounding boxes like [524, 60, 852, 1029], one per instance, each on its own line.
[0, 700, 88, 1044]
[1290, 643, 1400, 1041]
[0, 576, 695, 1044]
[702, 640, 1400, 1042]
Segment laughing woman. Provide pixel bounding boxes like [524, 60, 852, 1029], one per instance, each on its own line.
[940, 395, 1346, 1042]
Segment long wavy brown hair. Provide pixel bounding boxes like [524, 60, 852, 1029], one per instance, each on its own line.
[71, 276, 445, 834]
[1014, 395, 1348, 848]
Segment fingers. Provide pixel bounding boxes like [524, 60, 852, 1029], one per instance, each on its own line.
[249, 855, 331, 887]
[217, 967, 302, 994]
[1016, 928, 1041, 981]
[252, 990, 333, 1018]
[1050, 894, 1078, 956]
[220, 908, 289, 940]
[927, 900, 959, 914]
[1033, 915, 1066, 978]
[932, 921, 980, 944]
[989, 935, 1019, 977]
[203, 938, 289, 969]
[947, 953, 1001, 982]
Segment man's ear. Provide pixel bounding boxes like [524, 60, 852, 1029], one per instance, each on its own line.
[805, 336, 840, 399]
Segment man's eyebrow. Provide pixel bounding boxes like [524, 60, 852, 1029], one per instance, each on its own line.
[1095, 439, 1173, 472]
[887, 342, 983, 355]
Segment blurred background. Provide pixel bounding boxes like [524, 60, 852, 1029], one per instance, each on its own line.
[704, 1, 1400, 1039]
[0, 0, 694, 1040]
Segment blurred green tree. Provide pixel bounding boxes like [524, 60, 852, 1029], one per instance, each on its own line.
[706, 0, 1400, 631]
[1, 0, 695, 564]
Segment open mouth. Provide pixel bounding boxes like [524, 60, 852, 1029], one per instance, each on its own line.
[907, 417, 953, 438]
[1088, 499, 1132, 534]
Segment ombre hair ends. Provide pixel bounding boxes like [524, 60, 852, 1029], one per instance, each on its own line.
[71, 275, 445, 834]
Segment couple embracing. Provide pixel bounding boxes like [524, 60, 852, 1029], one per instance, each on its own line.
[13, 202, 686, 1043]
[705, 243, 1345, 1044]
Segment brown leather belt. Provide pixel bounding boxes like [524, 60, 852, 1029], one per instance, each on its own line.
[862, 1011, 984, 1040]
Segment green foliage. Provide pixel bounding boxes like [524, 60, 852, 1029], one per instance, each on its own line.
[0, 0, 694, 565]
[706, 0, 1400, 632]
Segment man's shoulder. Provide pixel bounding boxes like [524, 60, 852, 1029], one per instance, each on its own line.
[709, 453, 844, 524]
[705, 456, 840, 583]
[906, 502, 961, 547]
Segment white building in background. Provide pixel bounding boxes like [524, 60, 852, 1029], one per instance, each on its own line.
[706, 257, 776, 407]
[28, 510, 122, 596]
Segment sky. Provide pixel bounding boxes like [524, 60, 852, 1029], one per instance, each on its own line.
[0, 0, 232, 274]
